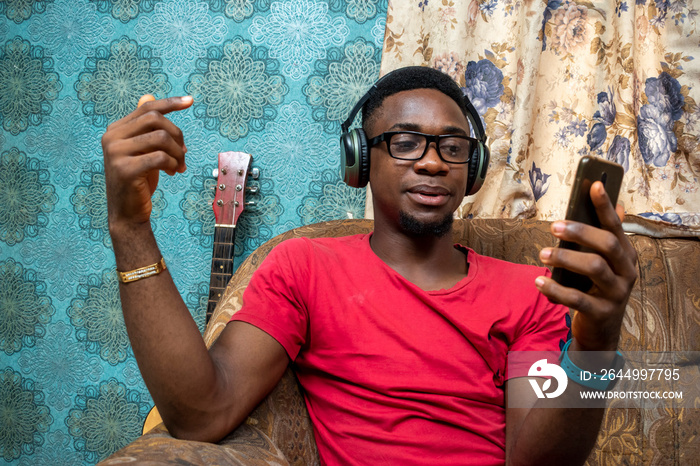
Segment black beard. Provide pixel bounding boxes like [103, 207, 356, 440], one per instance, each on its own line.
[398, 211, 453, 238]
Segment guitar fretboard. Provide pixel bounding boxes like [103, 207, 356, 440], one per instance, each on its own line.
[206, 225, 236, 322]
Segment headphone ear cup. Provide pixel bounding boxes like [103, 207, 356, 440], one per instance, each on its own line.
[466, 141, 490, 196]
[340, 129, 370, 188]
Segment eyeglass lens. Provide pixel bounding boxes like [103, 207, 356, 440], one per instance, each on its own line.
[388, 132, 472, 163]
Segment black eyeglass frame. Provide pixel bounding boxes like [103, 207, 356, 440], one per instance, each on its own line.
[368, 131, 478, 164]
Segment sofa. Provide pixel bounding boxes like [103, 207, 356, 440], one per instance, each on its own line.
[100, 217, 700, 465]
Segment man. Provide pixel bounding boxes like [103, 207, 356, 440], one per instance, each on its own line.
[102, 66, 637, 465]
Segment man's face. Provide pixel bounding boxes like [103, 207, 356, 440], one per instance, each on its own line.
[368, 88, 471, 237]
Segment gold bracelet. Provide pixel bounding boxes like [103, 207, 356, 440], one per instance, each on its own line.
[117, 257, 167, 283]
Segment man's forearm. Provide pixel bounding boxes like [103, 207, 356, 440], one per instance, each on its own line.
[111, 223, 221, 435]
[507, 393, 605, 466]
[507, 342, 614, 465]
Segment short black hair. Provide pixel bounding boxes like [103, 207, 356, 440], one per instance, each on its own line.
[361, 66, 468, 135]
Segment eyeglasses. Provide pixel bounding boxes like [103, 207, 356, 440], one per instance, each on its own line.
[369, 131, 477, 164]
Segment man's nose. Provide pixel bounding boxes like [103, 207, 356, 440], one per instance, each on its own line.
[413, 142, 449, 174]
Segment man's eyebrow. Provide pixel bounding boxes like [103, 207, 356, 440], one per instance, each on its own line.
[387, 122, 469, 136]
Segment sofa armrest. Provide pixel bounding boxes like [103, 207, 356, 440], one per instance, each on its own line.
[99, 422, 288, 465]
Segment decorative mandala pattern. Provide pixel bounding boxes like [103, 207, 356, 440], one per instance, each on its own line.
[120, 360, 151, 403]
[273, 219, 298, 237]
[75, 36, 171, 126]
[371, 14, 386, 46]
[156, 214, 210, 292]
[135, 0, 227, 79]
[346, 0, 380, 23]
[71, 158, 168, 247]
[149, 189, 167, 225]
[66, 378, 150, 463]
[0, 0, 54, 23]
[303, 37, 380, 130]
[0, 37, 60, 135]
[245, 101, 335, 201]
[89, 0, 156, 23]
[0, 368, 52, 462]
[220, 0, 271, 22]
[249, 0, 349, 80]
[298, 168, 366, 223]
[70, 162, 110, 246]
[233, 178, 282, 258]
[18, 321, 103, 410]
[0, 148, 57, 246]
[68, 270, 130, 365]
[0, 258, 53, 355]
[0, 3, 384, 463]
[24, 97, 97, 189]
[185, 280, 209, 333]
[27, 0, 114, 76]
[179, 167, 217, 246]
[19, 209, 106, 301]
[185, 37, 288, 141]
[17, 430, 82, 466]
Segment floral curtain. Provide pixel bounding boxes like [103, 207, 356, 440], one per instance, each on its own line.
[366, 0, 700, 235]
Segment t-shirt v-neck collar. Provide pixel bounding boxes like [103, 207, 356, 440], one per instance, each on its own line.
[363, 233, 477, 295]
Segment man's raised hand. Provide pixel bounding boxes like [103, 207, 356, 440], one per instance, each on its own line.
[102, 95, 193, 230]
[535, 181, 638, 352]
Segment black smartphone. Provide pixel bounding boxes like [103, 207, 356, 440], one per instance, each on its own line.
[551, 156, 624, 292]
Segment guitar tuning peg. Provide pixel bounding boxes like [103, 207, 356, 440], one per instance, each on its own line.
[212, 168, 219, 178]
[245, 201, 257, 207]
[248, 167, 260, 180]
[245, 186, 259, 194]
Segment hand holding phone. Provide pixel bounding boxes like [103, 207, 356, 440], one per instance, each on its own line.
[551, 157, 624, 292]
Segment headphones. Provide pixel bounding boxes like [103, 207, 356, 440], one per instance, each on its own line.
[339, 70, 490, 196]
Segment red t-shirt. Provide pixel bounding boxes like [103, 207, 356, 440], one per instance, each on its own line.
[231, 234, 569, 465]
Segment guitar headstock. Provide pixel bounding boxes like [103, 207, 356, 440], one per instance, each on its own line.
[212, 151, 260, 227]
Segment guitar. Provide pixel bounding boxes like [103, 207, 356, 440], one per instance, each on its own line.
[207, 151, 260, 323]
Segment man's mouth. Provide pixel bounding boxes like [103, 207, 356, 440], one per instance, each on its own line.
[407, 185, 451, 205]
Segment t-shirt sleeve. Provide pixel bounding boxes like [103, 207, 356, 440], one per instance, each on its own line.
[506, 267, 571, 379]
[229, 238, 310, 361]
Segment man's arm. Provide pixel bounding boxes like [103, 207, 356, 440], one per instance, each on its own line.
[103, 97, 288, 442]
[505, 180, 638, 466]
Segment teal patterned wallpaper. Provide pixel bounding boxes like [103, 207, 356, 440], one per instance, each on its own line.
[0, 0, 386, 463]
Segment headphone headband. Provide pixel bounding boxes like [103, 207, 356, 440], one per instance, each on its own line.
[341, 90, 370, 133]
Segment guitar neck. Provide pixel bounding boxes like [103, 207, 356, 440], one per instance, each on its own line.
[207, 225, 236, 322]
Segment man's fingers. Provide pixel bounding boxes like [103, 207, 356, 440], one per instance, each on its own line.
[138, 94, 156, 108]
[108, 130, 187, 174]
[117, 151, 181, 179]
[548, 222, 632, 276]
[107, 96, 193, 132]
[103, 102, 190, 169]
[132, 130, 187, 172]
[589, 181, 624, 234]
[540, 247, 626, 299]
[535, 275, 598, 313]
[615, 204, 625, 224]
[122, 110, 187, 151]
[140, 95, 193, 114]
